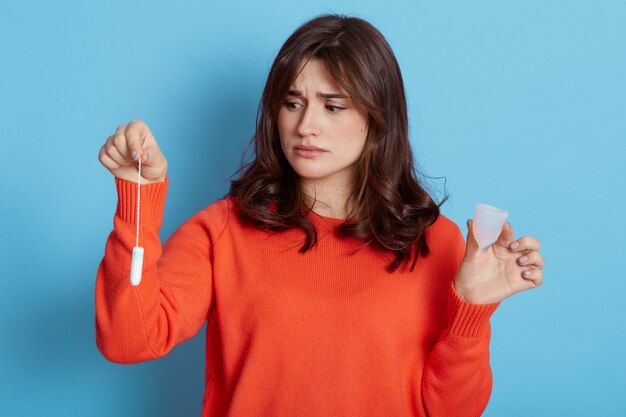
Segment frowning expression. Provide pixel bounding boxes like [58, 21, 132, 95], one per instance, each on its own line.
[277, 59, 369, 189]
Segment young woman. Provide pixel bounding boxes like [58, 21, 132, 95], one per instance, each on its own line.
[96, 14, 544, 417]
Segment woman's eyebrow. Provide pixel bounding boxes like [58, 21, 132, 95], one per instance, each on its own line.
[287, 89, 349, 99]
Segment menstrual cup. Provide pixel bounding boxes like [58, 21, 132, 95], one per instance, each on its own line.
[473, 203, 509, 253]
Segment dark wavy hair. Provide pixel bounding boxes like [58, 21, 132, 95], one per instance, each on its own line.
[229, 14, 447, 272]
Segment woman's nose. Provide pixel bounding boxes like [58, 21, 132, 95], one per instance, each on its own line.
[296, 106, 320, 137]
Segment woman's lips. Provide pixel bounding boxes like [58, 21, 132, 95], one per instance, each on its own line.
[294, 146, 328, 158]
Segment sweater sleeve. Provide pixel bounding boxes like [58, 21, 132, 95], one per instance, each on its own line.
[421, 225, 499, 417]
[95, 177, 222, 364]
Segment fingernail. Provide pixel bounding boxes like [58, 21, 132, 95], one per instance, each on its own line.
[523, 270, 532, 277]
[510, 241, 520, 250]
[146, 153, 150, 162]
[132, 152, 137, 160]
[518, 255, 528, 264]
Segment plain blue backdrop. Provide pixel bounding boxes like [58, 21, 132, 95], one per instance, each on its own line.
[1, 1, 624, 416]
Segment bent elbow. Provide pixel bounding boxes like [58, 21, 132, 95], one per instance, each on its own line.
[95, 331, 157, 365]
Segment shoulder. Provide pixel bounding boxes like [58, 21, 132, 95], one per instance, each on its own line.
[177, 197, 235, 243]
[198, 196, 233, 218]
[427, 213, 463, 242]
[425, 213, 466, 261]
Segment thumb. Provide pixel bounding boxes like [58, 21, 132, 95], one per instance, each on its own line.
[465, 219, 481, 257]
[496, 221, 515, 248]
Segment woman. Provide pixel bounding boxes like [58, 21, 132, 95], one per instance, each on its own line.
[96, 14, 544, 417]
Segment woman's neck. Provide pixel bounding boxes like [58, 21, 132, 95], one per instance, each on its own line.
[299, 177, 354, 219]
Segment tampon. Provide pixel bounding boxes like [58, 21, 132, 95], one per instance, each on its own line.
[130, 246, 144, 286]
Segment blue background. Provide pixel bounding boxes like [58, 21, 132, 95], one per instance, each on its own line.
[1, 1, 624, 416]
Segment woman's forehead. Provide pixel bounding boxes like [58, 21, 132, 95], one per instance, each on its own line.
[289, 58, 349, 95]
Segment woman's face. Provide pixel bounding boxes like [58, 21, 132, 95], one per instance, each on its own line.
[277, 59, 368, 190]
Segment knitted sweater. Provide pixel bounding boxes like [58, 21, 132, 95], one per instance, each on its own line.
[95, 177, 499, 417]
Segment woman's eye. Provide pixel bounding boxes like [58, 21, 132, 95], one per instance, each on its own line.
[283, 101, 301, 110]
[326, 105, 345, 113]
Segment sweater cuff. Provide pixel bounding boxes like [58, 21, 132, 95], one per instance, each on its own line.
[115, 176, 168, 227]
[448, 282, 499, 337]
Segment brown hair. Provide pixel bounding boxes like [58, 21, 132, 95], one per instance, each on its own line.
[229, 14, 447, 272]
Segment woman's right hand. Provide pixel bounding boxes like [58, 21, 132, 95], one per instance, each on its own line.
[98, 119, 168, 184]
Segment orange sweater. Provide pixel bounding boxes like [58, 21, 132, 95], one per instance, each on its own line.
[96, 177, 499, 417]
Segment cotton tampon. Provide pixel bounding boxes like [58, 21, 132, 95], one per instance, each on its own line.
[130, 156, 144, 286]
[130, 247, 144, 285]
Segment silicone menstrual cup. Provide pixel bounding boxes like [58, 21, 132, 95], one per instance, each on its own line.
[473, 203, 509, 253]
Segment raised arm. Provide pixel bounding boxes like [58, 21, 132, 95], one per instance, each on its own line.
[422, 217, 544, 416]
[95, 120, 217, 363]
[421, 226, 499, 417]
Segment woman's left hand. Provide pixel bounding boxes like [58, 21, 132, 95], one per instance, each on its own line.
[453, 219, 545, 304]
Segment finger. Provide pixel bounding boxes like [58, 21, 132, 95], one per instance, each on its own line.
[496, 221, 516, 249]
[509, 236, 542, 252]
[108, 134, 131, 166]
[125, 119, 151, 157]
[99, 145, 122, 170]
[521, 268, 543, 287]
[516, 251, 545, 269]
[114, 124, 127, 136]
[464, 219, 480, 257]
[140, 149, 153, 164]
